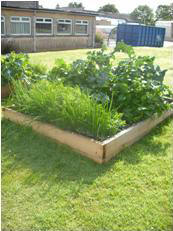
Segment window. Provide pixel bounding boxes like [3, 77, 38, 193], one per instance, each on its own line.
[57, 19, 72, 35]
[36, 18, 53, 35]
[1, 16, 5, 35]
[11, 16, 31, 35]
[75, 20, 88, 35]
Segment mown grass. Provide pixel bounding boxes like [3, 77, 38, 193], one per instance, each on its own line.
[29, 47, 173, 87]
[2, 47, 173, 230]
[2, 118, 173, 230]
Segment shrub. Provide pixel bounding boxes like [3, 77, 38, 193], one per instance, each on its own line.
[10, 80, 125, 141]
[95, 30, 106, 45]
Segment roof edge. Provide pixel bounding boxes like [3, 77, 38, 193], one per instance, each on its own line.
[1, 5, 98, 16]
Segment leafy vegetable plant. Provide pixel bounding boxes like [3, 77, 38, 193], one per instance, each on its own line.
[48, 42, 173, 123]
[1, 52, 47, 86]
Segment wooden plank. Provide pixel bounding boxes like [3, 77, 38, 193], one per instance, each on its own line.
[2, 108, 104, 163]
[103, 110, 173, 162]
[2, 108, 173, 164]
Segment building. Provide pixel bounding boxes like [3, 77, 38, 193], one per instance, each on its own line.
[96, 19, 111, 26]
[1, 1, 97, 52]
[1, 1, 39, 8]
[155, 21, 173, 41]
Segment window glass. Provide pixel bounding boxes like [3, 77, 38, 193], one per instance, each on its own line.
[36, 23, 52, 34]
[75, 20, 88, 34]
[11, 16, 20, 21]
[45, 19, 52, 22]
[57, 19, 72, 34]
[36, 18, 52, 34]
[11, 16, 30, 35]
[11, 22, 30, 34]
[22, 17, 30, 22]
[36, 18, 43, 22]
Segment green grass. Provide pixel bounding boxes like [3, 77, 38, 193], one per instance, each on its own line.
[2, 47, 173, 230]
[29, 47, 173, 87]
[2, 118, 173, 230]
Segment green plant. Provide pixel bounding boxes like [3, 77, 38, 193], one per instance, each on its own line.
[10, 80, 125, 141]
[95, 30, 106, 45]
[1, 52, 33, 86]
[1, 52, 48, 86]
[48, 59, 70, 82]
[1, 40, 19, 55]
[111, 43, 173, 123]
[48, 42, 173, 124]
[48, 46, 115, 103]
[30, 63, 47, 76]
[30, 63, 48, 83]
[112, 65, 172, 123]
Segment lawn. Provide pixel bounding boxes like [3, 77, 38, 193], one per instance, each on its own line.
[2, 118, 173, 231]
[29, 47, 173, 87]
[2, 47, 173, 230]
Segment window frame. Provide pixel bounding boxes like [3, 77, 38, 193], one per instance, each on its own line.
[1, 16, 5, 36]
[35, 17, 53, 35]
[75, 20, 89, 35]
[57, 19, 72, 35]
[10, 16, 31, 35]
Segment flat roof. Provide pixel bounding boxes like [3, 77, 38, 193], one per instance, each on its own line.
[1, 5, 98, 17]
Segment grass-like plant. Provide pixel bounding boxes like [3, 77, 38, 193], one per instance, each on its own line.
[10, 80, 125, 141]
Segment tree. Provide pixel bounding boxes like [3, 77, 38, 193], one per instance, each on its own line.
[68, 2, 84, 8]
[130, 5, 154, 25]
[98, 4, 119, 13]
[55, 3, 60, 9]
[155, 4, 173, 20]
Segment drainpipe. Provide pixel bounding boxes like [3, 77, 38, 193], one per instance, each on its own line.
[33, 10, 36, 52]
[92, 17, 96, 48]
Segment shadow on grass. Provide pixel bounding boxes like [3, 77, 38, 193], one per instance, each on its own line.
[112, 117, 173, 164]
[2, 117, 173, 186]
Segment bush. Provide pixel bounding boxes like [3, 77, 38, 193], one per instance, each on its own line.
[10, 80, 125, 141]
[95, 30, 106, 45]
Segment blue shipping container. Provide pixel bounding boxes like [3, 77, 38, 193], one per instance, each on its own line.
[116, 24, 165, 47]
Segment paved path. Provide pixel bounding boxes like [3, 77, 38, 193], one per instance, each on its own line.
[164, 41, 173, 47]
[107, 39, 173, 48]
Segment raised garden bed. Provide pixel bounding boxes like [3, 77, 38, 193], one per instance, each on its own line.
[1, 84, 12, 98]
[2, 107, 173, 164]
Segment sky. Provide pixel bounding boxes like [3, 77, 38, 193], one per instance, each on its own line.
[38, 0, 173, 13]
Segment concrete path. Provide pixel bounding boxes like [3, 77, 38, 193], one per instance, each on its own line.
[164, 41, 173, 48]
[107, 39, 173, 48]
